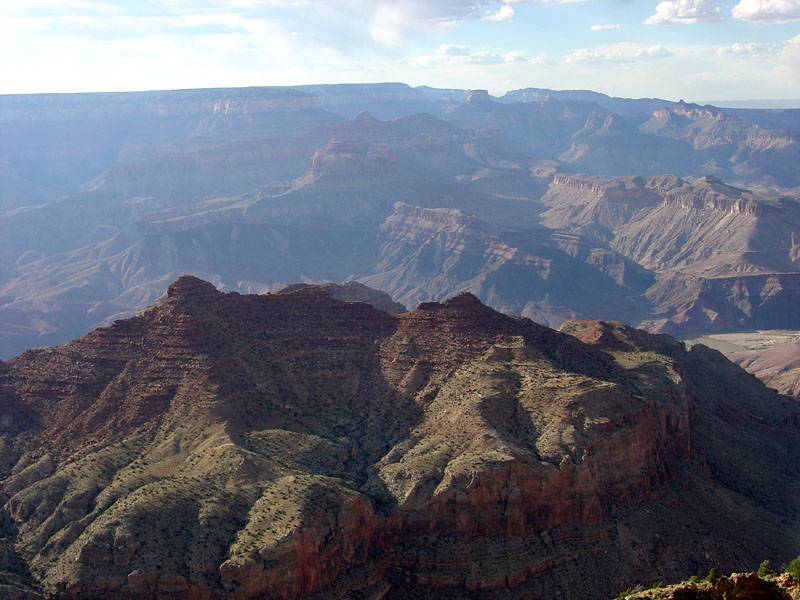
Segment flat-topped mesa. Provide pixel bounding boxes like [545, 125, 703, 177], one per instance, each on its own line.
[466, 89, 492, 104]
[552, 173, 790, 217]
[660, 176, 794, 217]
[307, 140, 395, 180]
[166, 274, 220, 300]
[551, 174, 663, 203]
[389, 202, 479, 229]
[664, 192, 765, 216]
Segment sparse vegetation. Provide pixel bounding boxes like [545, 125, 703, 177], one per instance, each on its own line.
[758, 559, 775, 578]
[704, 568, 720, 583]
[786, 555, 800, 578]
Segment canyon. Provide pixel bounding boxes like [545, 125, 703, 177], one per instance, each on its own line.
[0, 276, 798, 598]
[2, 84, 800, 358]
[2, 85, 800, 596]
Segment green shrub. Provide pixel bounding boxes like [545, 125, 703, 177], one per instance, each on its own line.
[704, 568, 719, 583]
[651, 581, 665, 589]
[617, 587, 635, 598]
[786, 556, 800, 578]
[758, 560, 775, 578]
[688, 575, 701, 583]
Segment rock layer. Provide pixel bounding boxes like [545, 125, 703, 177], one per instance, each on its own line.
[0, 276, 798, 599]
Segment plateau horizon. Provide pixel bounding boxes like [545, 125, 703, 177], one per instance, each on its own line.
[2, 82, 800, 110]
[2, 0, 799, 101]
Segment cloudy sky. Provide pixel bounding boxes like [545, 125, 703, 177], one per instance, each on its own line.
[1, 0, 799, 102]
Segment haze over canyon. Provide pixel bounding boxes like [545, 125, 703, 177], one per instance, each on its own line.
[2, 83, 800, 359]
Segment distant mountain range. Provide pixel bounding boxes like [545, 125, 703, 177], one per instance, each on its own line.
[2, 83, 800, 358]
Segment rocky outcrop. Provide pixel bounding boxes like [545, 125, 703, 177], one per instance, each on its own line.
[620, 572, 800, 599]
[0, 277, 798, 599]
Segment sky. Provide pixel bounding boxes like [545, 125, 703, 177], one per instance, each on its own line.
[1, 0, 799, 102]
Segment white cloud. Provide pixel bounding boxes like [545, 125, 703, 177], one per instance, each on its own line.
[565, 44, 673, 64]
[502, 49, 527, 61]
[502, 0, 586, 3]
[591, 23, 620, 30]
[731, 0, 800, 23]
[0, 0, 596, 53]
[565, 48, 618, 64]
[717, 41, 780, 56]
[717, 33, 800, 63]
[322, 1, 517, 46]
[484, 5, 515, 21]
[28, 13, 249, 41]
[644, 0, 723, 24]
[1, 1, 118, 17]
[641, 45, 673, 58]
[412, 43, 543, 66]
[436, 44, 472, 56]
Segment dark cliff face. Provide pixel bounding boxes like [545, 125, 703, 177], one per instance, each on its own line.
[0, 276, 798, 599]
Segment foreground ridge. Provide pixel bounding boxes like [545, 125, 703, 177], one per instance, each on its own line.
[0, 276, 798, 599]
